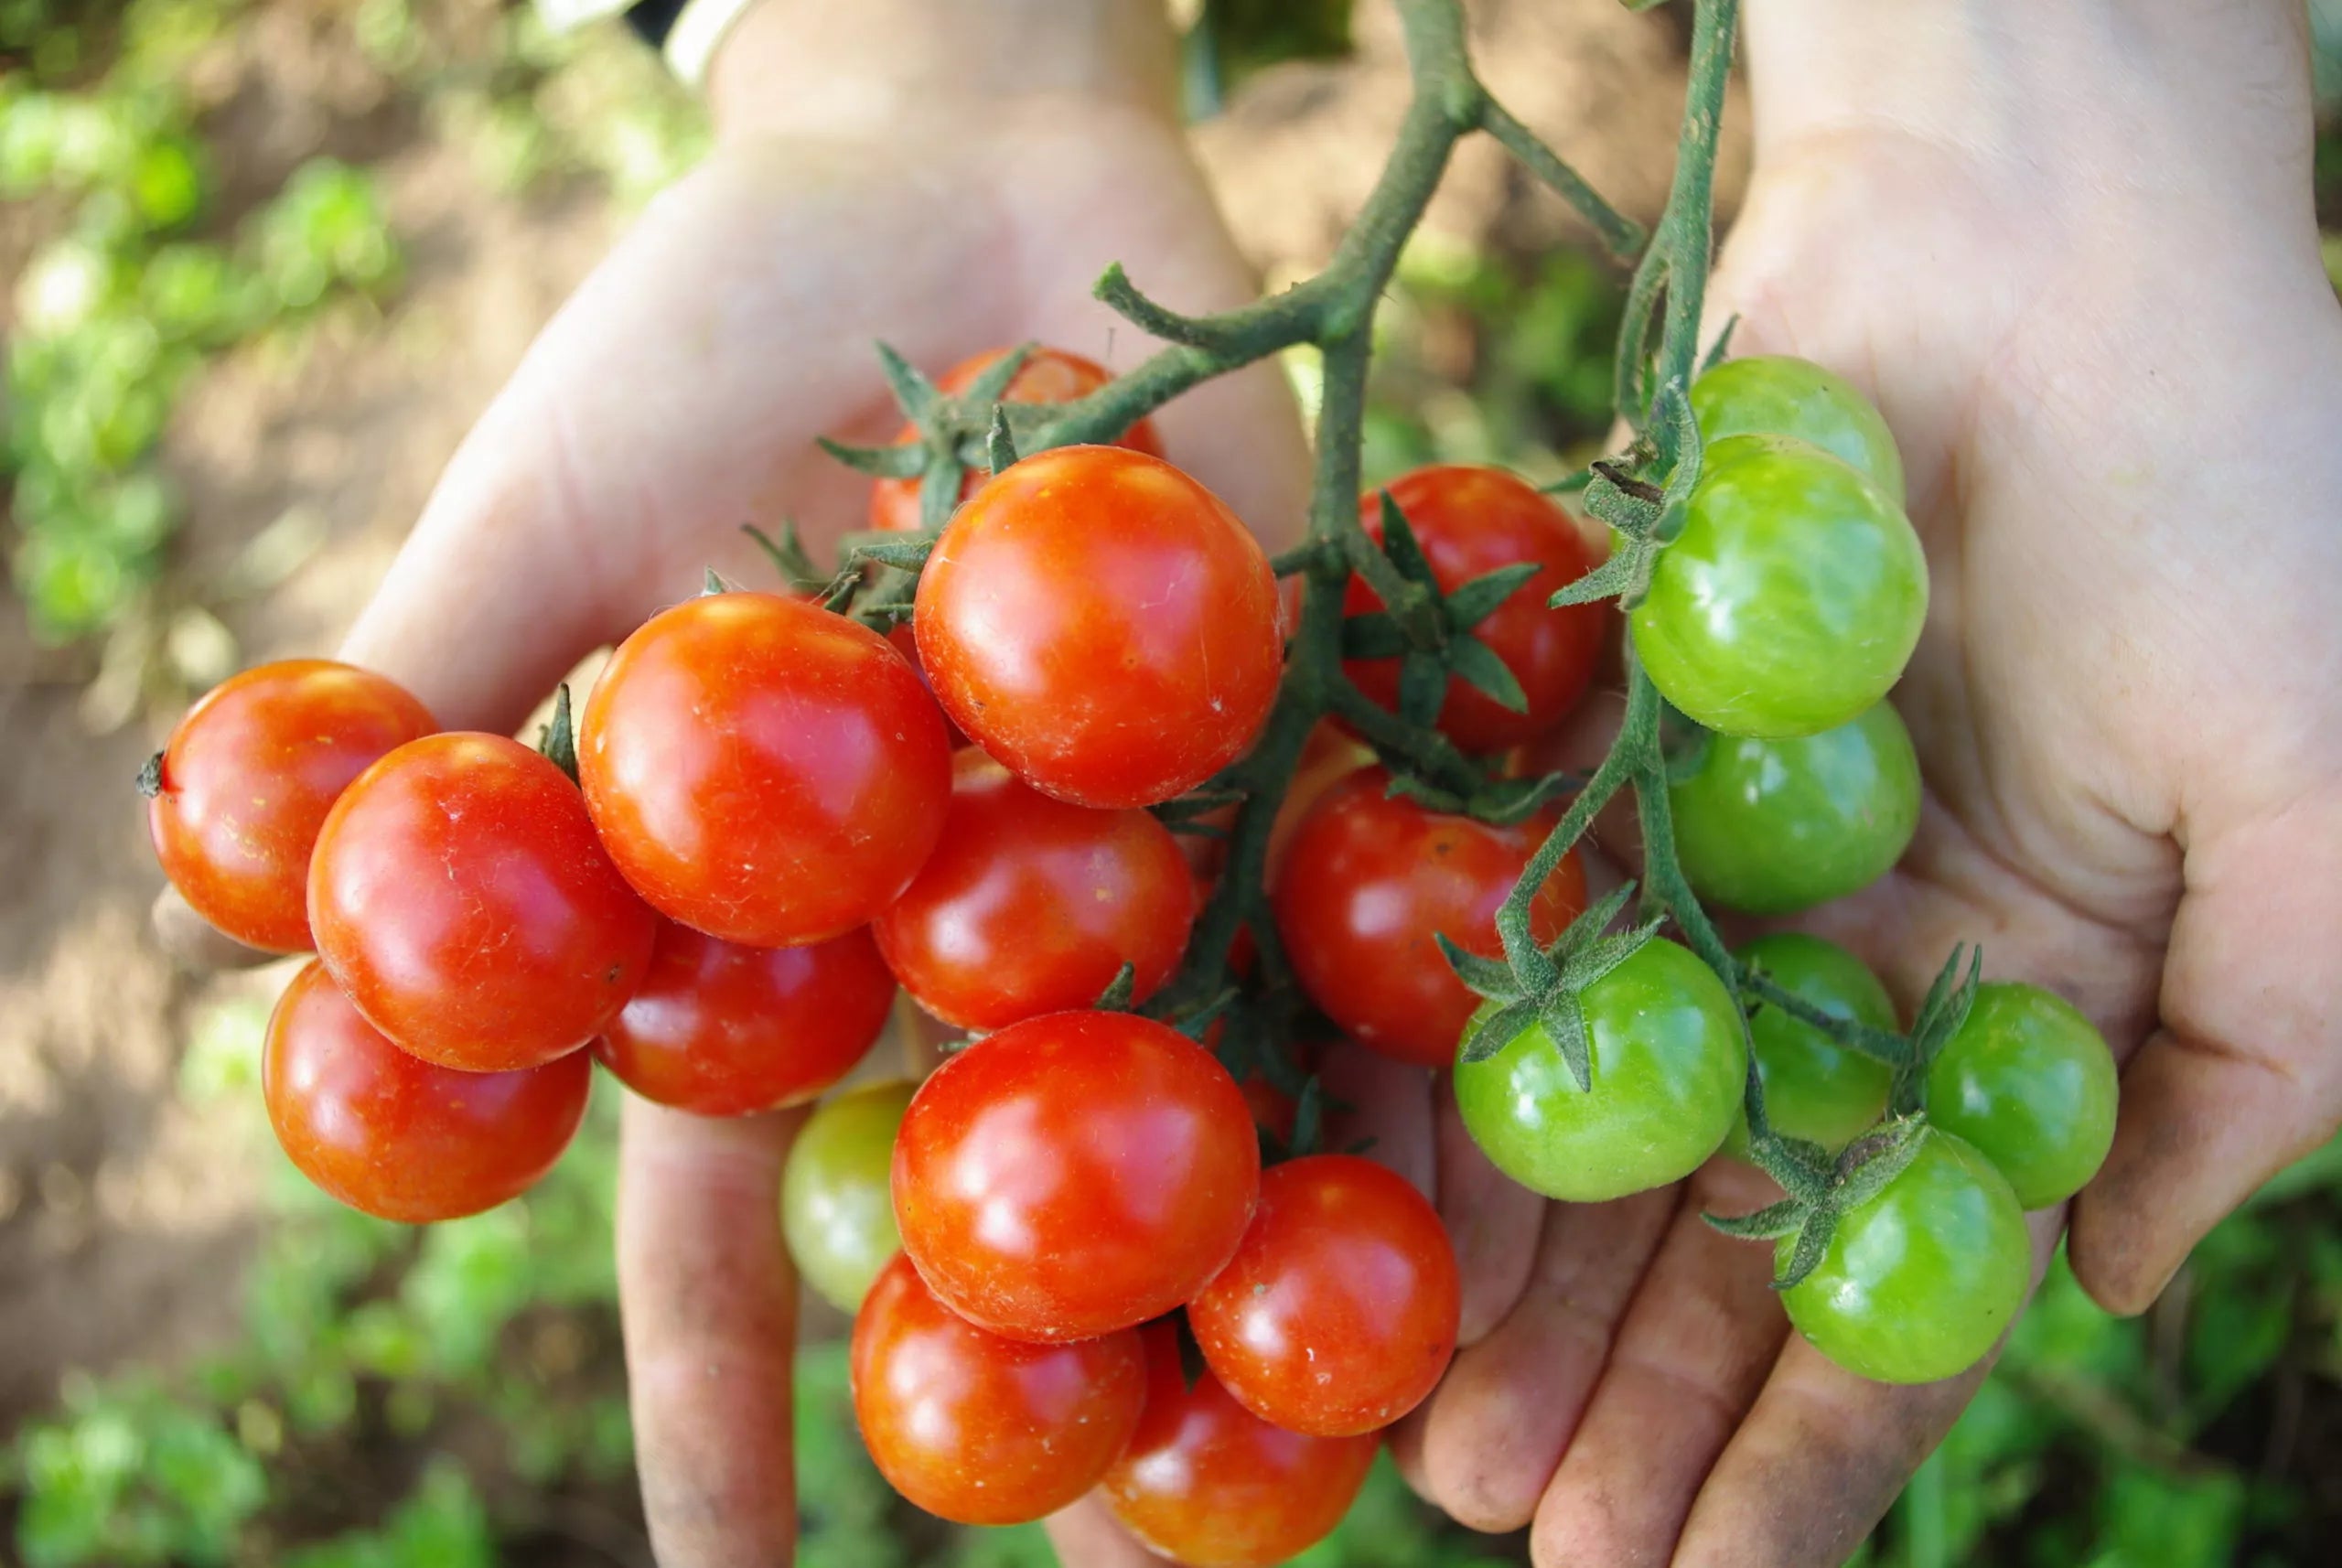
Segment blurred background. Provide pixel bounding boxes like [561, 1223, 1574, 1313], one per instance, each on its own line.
[4, 2, 2342, 1564]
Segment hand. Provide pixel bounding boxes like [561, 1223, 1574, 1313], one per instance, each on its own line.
[1391, 2, 2342, 1563]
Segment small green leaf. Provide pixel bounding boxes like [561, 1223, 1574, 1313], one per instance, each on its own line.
[1376, 490, 1440, 587]
[1445, 633, 1528, 714]
[1434, 933, 1524, 1002]
[1289, 1075, 1327, 1158]
[1774, 1210, 1840, 1292]
[963, 341, 1035, 407]
[1094, 962, 1138, 1012]
[918, 451, 962, 532]
[1380, 770, 1468, 815]
[1536, 992, 1595, 1091]
[1150, 789, 1250, 825]
[741, 521, 825, 592]
[1442, 561, 1541, 629]
[1552, 918, 1663, 995]
[1468, 768, 1582, 825]
[816, 435, 921, 478]
[536, 684, 578, 784]
[1548, 878, 1639, 961]
[848, 537, 937, 573]
[875, 341, 943, 431]
[1703, 1197, 1807, 1241]
[1549, 544, 1653, 609]
[1396, 650, 1447, 728]
[984, 405, 1018, 474]
[1458, 997, 1539, 1067]
[702, 566, 732, 596]
[1701, 315, 1740, 374]
[1832, 1117, 1929, 1212]
[1163, 988, 1240, 1043]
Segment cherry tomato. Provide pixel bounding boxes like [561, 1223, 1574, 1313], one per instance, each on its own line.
[1345, 466, 1605, 754]
[580, 592, 952, 947]
[1272, 768, 1587, 1068]
[309, 734, 654, 1071]
[1671, 701, 1922, 915]
[913, 446, 1283, 809]
[1925, 983, 2117, 1209]
[263, 961, 591, 1223]
[783, 1080, 915, 1313]
[1728, 933, 1896, 1155]
[1188, 1154, 1459, 1437]
[1778, 1127, 2029, 1384]
[1631, 433, 1928, 739]
[1454, 938, 1746, 1201]
[595, 919, 893, 1117]
[886, 621, 967, 747]
[892, 1010, 1259, 1342]
[1101, 1319, 1379, 1568]
[145, 660, 435, 952]
[873, 751, 1197, 1031]
[1689, 354, 1906, 501]
[867, 346, 1164, 532]
[851, 1253, 1144, 1525]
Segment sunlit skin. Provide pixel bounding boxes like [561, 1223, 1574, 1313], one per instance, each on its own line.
[145, 659, 435, 953]
[892, 1009, 1260, 1343]
[1926, 983, 2119, 1210]
[263, 960, 592, 1223]
[1726, 932, 1896, 1155]
[595, 919, 895, 1117]
[914, 445, 1284, 809]
[1273, 767, 1588, 1068]
[1344, 466, 1606, 755]
[1688, 353, 1907, 500]
[579, 591, 953, 948]
[867, 345, 1165, 532]
[849, 1254, 1145, 1526]
[782, 1080, 916, 1314]
[1188, 1154, 1460, 1437]
[308, 733, 655, 1071]
[873, 750, 1197, 1030]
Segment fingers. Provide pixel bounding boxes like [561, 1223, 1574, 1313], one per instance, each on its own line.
[1430, 1079, 1543, 1347]
[617, 1093, 807, 1568]
[150, 886, 274, 971]
[1318, 1042, 1435, 1196]
[1044, 1495, 1163, 1568]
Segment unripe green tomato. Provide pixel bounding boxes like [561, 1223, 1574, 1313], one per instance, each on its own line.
[1689, 354, 1906, 502]
[1778, 1128, 2029, 1385]
[1924, 983, 2118, 1209]
[1631, 435, 1928, 739]
[782, 1079, 915, 1313]
[1454, 939, 1745, 1202]
[1727, 933, 1895, 1155]
[1671, 702, 1922, 915]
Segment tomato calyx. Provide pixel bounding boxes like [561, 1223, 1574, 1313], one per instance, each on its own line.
[535, 682, 579, 785]
[1448, 877, 1664, 1088]
[1340, 489, 1543, 723]
[818, 341, 1040, 531]
[1705, 1112, 1933, 1291]
[1547, 385, 1703, 614]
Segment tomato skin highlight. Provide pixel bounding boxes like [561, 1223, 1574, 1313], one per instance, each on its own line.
[873, 751, 1197, 1031]
[851, 1254, 1145, 1526]
[783, 1080, 915, 1314]
[1778, 1128, 2030, 1385]
[263, 961, 590, 1223]
[913, 446, 1283, 810]
[1727, 932, 1896, 1155]
[1631, 433, 1928, 740]
[594, 919, 893, 1117]
[308, 733, 655, 1072]
[1454, 939, 1746, 1202]
[1188, 1154, 1459, 1437]
[1925, 983, 2118, 1209]
[579, 592, 952, 948]
[892, 1010, 1260, 1343]
[1100, 1320, 1380, 1568]
[146, 659, 435, 953]
[867, 346, 1164, 533]
[1273, 768, 1587, 1068]
[1345, 465, 1606, 754]
[1689, 353, 1907, 501]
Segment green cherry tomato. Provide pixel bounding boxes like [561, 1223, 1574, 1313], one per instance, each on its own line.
[1727, 933, 1896, 1155]
[1631, 434, 1928, 740]
[783, 1081, 916, 1313]
[1779, 1128, 2029, 1384]
[1455, 939, 1746, 1202]
[1925, 983, 2118, 1209]
[1671, 702, 1922, 915]
[1689, 355, 1906, 502]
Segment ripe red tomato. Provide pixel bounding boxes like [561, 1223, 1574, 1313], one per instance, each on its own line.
[885, 621, 967, 748]
[867, 346, 1164, 532]
[913, 446, 1283, 810]
[850, 1254, 1145, 1525]
[309, 733, 654, 1071]
[1101, 1320, 1380, 1568]
[594, 919, 895, 1116]
[263, 961, 590, 1222]
[892, 1010, 1259, 1343]
[145, 660, 435, 952]
[1347, 466, 1606, 753]
[873, 751, 1197, 1031]
[1188, 1154, 1459, 1436]
[579, 592, 952, 947]
[1272, 768, 1588, 1067]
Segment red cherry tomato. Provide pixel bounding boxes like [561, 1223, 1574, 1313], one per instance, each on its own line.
[594, 919, 895, 1116]
[263, 961, 590, 1222]
[1188, 1154, 1459, 1436]
[913, 446, 1283, 810]
[892, 1010, 1260, 1342]
[1100, 1320, 1380, 1568]
[867, 346, 1164, 532]
[850, 1254, 1145, 1525]
[579, 592, 952, 947]
[873, 751, 1198, 1031]
[885, 621, 967, 748]
[145, 660, 435, 952]
[309, 733, 655, 1071]
[1346, 466, 1606, 754]
[1272, 768, 1587, 1067]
